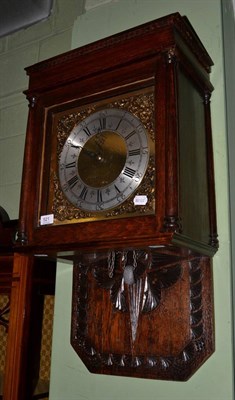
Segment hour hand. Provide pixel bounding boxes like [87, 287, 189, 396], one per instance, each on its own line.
[71, 144, 98, 159]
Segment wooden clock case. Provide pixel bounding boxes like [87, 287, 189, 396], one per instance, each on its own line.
[18, 12, 217, 256]
[10, 12, 218, 385]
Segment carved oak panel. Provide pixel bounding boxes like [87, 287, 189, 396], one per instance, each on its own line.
[71, 249, 214, 380]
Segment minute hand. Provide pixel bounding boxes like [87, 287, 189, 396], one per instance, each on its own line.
[71, 144, 98, 159]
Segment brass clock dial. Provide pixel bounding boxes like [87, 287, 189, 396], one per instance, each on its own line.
[58, 108, 150, 212]
[47, 88, 156, 224]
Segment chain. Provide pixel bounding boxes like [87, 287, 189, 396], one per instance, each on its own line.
[108, 251, 116, 278]
[133, 250, 137, 270]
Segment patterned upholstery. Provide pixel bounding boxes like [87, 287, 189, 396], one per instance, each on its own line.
[0, 294, 54, 399]
[39, 295, 54, 382]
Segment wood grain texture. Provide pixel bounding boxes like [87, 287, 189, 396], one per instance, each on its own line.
[71, 251, 214, 380]
[16, 12, 218, 256]
[3, 254, 34, 400]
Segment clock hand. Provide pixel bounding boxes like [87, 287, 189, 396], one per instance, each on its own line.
[71, 144, 99, 159]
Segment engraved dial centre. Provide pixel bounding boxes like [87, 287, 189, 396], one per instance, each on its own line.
[77, 131, 127, 188]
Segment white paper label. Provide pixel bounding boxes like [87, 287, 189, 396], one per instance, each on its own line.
[133, 195, 148, 206]
[40, 214, 54, 225]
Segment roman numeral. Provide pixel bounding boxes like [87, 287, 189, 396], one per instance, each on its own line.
[125, 130, 136, 140]
[123, 166, 136, 178]
[115, 116, 124, 131]
[67, 175, 79, 189]
[99, 116, 106, 130]
[79, 186, 88, 200]
[97, 189, 103, 203]
[83, 126, 91, 136]
[129, 148, 140, 156]
[65, 161, 76, 168]
[114, 184, 121, 193]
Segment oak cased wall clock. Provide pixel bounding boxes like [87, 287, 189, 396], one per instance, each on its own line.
[17, 13, 218, 381]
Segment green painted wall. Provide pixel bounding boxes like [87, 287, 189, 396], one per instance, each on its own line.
[222, 0, 235, 356]
[49, 1, 234, 400]
[0, 0, 84, 218]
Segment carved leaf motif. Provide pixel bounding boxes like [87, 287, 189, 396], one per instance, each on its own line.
[93, 267, 117, 290]
[142, 253, 182, 313]
[160, 357, 172, 370]
[178, 343, 195, 364]
[190, 267, 202, 284]
[194, 338, 205, 352]
[190, 296, 202, 312]
[191, 322, 203, 339]
[190, 309, 203, 325]
[111, 277, 127, 312]
[93, 263, 127, 312]
[153, 264, 182, 290]
[93, 250, 182, 317]
[190, 281, 202, 298]
[142, 277, 161, 313]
